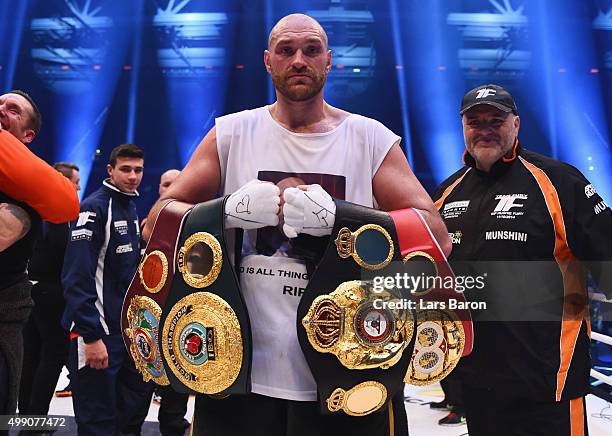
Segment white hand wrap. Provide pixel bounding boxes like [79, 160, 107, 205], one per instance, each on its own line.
[282, 184, 336, 238]
[224, 179, 280, 230]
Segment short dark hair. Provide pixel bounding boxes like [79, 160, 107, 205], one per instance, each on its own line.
[53, 162, 79, 179]
[8, 89, 42, 135]
[109, 143, 145, 167]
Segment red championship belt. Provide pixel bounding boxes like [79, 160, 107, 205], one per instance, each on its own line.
[121, 200, 194, 385]
[388, 208, 474, 385]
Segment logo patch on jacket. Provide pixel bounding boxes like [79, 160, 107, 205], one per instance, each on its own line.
[594, 200, 608, 215]
[116, 243, 133, 254]
[114, 220, 128, 235]
[449, 231, 462, 245]
[491, 194, 527, 219]
[585, 184, 597, 199]
[442, 201, 470, 219]
[76, 211, 96, 227]
[485, 230, 528, 242]
[71, 228, 93, 241]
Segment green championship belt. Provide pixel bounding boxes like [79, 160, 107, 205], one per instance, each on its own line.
[158, 197, 251, 395]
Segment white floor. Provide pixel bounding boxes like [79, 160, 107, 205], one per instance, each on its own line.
[48, 368, 612, 435]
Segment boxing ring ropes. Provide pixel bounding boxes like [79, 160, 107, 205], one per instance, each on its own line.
[591, 333, 612, 387]
[589, 291, 612, 403]
[589, 286, 612, 403]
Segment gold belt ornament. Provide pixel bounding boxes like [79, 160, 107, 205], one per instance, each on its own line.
[326, 381, 387, 416]
[177, 232, 222, 289]
[125, 295, 169, 385]
[302, 280, 414, 370]
[138, 250, 169, 294]
[404, 309, 465, 385]
[162, 292, 243, 394]
[335, 224, 394, 270]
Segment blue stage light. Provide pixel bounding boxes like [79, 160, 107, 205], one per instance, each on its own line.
[528, 0, 611, 202]
[265, 0, 275, 104]
[389, 0, 413, 166]
[153, 0, 230, 166]
[398, 0, 465, 183]
[307, 4, 376, 103]
[126, 0, 145, 143]
[30, 1, 112, 95]
[0, 0, 28, 91]
[30, 0, 135, 197]
[447, 0, 530, 80]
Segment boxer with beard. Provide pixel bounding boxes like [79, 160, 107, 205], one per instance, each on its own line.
[144, 14, 450, 436]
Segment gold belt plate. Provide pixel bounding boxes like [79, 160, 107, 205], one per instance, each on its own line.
[125, 295, 170, 385]
[404, 308, 465, 385]
[162, 292, 243, 394]
[303, 280, 413, 370]
[326, 381, 388, 416]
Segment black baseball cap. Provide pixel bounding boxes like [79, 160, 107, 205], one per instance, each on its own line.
[460, 84, 518, 116]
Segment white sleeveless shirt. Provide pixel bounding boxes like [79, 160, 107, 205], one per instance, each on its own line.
[216, 105, 400, 401]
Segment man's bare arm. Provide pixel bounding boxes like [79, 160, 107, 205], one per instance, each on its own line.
[143, 127, 221, 240]
[372, 141, 452, 256]
[0, 203, 32, 251]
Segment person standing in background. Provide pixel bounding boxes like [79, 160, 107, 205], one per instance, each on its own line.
[19, 162, 80, 418]
[62, 144, 153, 435]
[0, 90, 79, 427]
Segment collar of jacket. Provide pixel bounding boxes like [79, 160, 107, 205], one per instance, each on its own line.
[102, 179, 139, 198]
[461, 139, 521, 177]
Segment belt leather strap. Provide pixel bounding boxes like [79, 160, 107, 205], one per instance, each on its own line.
[297, 200, 414, 416]
[121, 200, 194, 385]
[159, 197, 252, 395]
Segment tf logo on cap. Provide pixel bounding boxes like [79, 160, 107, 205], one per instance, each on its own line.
[460, 84, 518, 115]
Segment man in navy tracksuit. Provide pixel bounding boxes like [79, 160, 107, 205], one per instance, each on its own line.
[62, 144, 152, 435]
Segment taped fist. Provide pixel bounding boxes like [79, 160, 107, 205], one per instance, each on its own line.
[282, 184, 336, 238]
[224, 179, 280, 230]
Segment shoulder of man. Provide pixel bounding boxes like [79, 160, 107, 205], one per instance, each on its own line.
[519, 148, 595, 196]
[68, 188, 109, 241]
[432, 166, 471, 202]
[216, 106, 266, 124]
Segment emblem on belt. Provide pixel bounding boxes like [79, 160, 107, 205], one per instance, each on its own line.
[125, 295, 169, 385]
[404, 309, 465, 385]
[302, 281, 413, 370]
[179, 322, 216, 365]
[326, 381, 387, 416]
[402, 251, 438, 295]
[335, 224, 394, 270]
[138, 250, 168, 294]
[177, 232, 222, 289]
[162, 292, 242, 394]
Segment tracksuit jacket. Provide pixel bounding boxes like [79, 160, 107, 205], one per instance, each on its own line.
[62, 180, 140, 342]
[433, 144, 612, 402]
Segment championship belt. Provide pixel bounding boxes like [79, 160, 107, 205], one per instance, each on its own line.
[298, 201, 473, 416]
[298, 201, 415, 417]
[158, 197, 251, 396]
[387, 209, 473, 386]
[121, 200, 194, 385]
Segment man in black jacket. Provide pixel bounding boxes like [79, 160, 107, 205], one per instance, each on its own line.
[19, 162, 80, 416]
[434, 84, 612, 436]
[0, 90, 79, 425]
